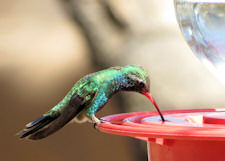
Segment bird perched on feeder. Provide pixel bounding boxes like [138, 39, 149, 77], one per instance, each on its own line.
[17, 65, 164, 140]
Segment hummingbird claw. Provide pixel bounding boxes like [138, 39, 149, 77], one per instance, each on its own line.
[94, 119, 110, 130]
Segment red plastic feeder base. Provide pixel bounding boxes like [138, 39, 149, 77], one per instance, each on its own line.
[98, 109, 225, 161]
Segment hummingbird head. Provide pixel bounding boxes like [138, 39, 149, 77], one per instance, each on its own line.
[121, 65, 150, 93]
[121, 65, 165, 122]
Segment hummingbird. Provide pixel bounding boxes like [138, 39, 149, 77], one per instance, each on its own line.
[17, 65, 164, 140]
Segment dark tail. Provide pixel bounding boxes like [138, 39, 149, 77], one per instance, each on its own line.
[16, 115, 58, 139]
[17, 94, 86, 140]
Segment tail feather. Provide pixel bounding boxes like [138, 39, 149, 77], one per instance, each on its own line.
[17, 116, 58, 139]
[25, 116, 50, 129]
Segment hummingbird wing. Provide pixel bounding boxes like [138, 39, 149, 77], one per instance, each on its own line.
[18, 91, 96, 140]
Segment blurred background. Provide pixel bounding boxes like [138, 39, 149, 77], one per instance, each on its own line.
[1, 0, 225, 161]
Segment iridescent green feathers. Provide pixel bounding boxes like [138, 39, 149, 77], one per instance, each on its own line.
[47, 65, 149, 117]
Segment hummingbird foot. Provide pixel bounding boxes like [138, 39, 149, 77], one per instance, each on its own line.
[93, 119, 110, 130]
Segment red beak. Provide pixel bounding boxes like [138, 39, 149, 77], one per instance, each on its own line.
[142, 91, 165, 122]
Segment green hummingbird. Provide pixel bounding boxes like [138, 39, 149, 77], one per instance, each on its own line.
[17, 65, 164, 140]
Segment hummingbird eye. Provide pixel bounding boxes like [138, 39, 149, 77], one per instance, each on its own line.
[139, 81, 145, 88]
